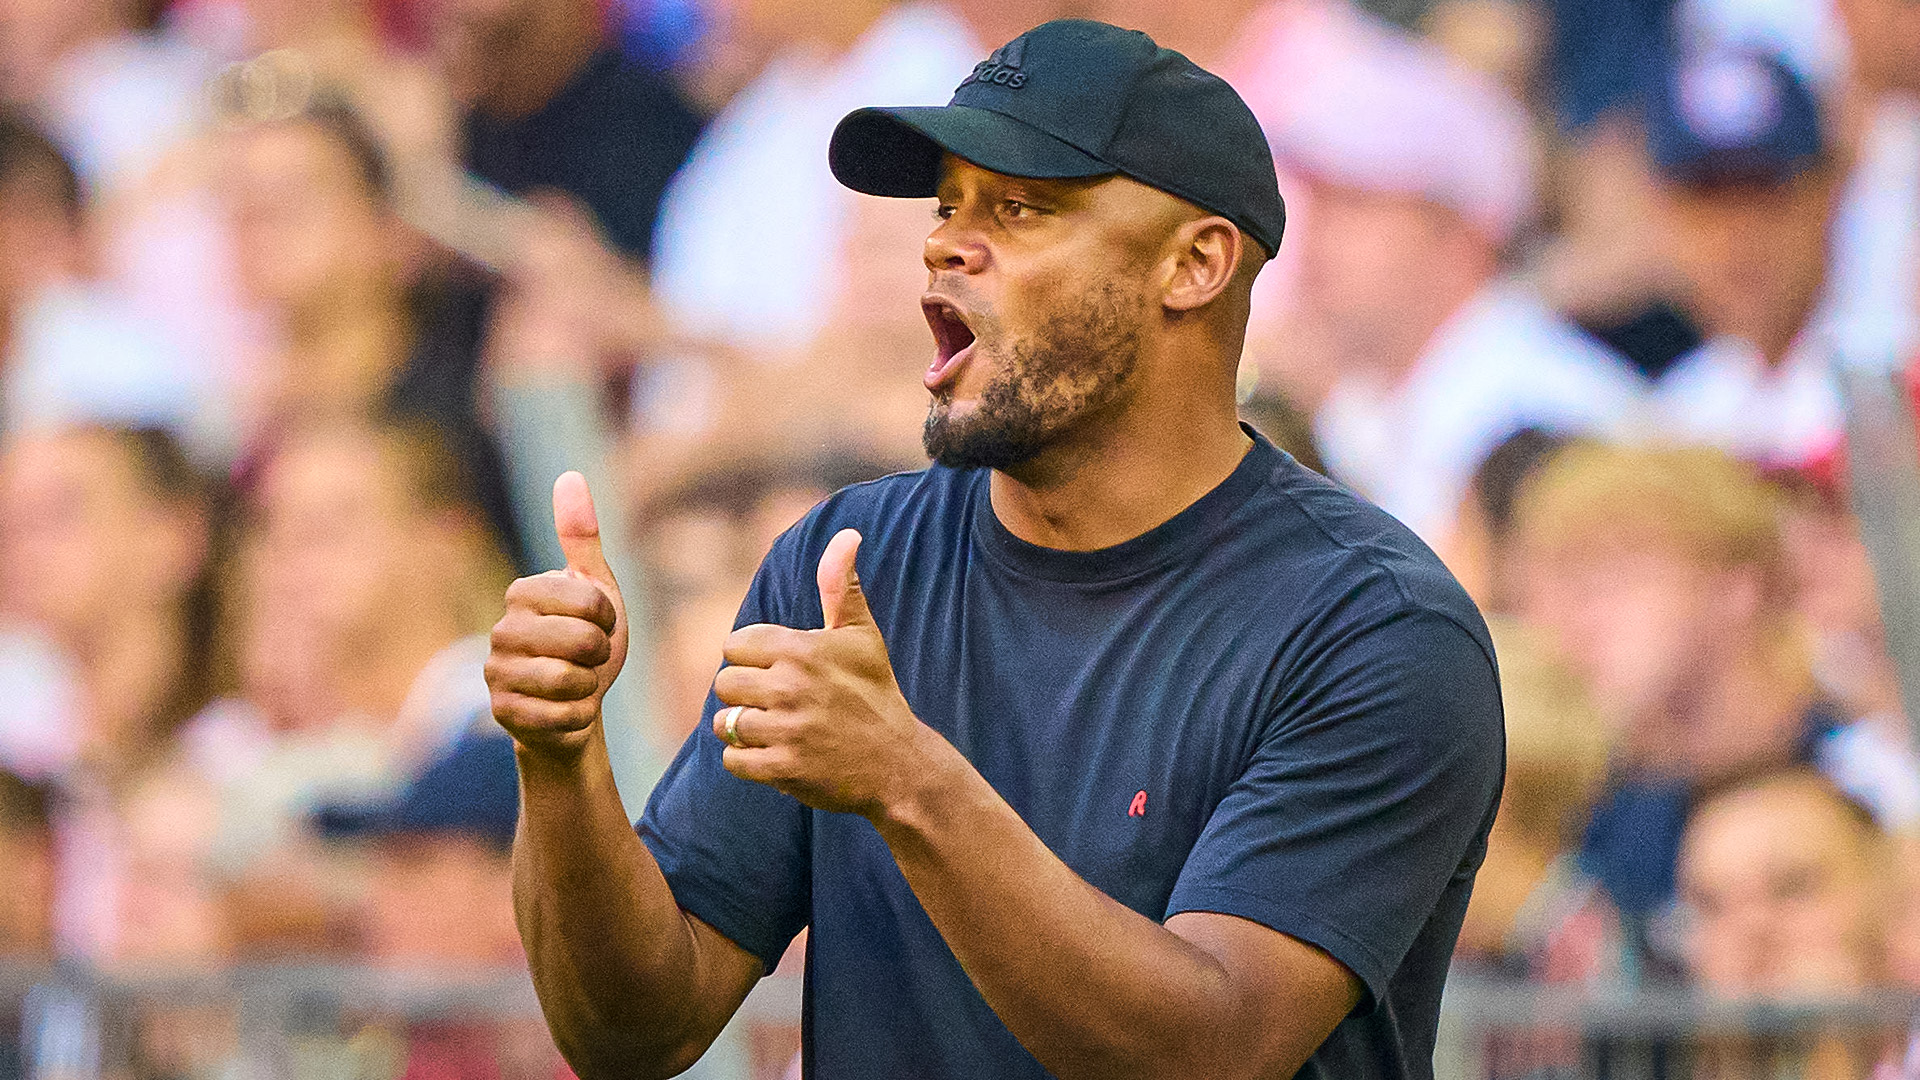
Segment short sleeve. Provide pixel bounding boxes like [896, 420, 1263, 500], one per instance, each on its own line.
[1166, 610, 1505, 1009]
[637, 533, 817, 972]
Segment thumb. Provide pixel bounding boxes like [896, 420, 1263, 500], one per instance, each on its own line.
[552, 471, 617, 592]
[817, 529, 872, 630]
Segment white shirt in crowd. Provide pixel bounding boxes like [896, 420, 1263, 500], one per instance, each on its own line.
[1649, 331, 1846, 466]
[1313, 283, 1645, 544]
[649, 2, 981, 350]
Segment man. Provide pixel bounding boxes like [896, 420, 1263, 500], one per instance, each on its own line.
[1243, 0, 1641, 547]
[1644, 47, 1846, 465]
[486, 20, 1504, 1079]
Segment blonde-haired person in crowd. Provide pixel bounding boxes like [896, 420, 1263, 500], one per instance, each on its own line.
[1511, 440, 1918, 971]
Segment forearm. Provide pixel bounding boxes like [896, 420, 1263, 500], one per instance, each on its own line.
[870, 735, 1252, 1080]
[513, 732, 725, 1077]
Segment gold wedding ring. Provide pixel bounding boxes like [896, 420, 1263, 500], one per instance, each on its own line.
[721, 705, 746, 748]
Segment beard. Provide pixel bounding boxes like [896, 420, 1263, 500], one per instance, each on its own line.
[922, 280, 1143, 471]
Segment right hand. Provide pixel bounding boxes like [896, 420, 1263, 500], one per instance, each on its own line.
[486, 471, 630, 755]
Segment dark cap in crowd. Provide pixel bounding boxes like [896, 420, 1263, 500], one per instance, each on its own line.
[829, 19, 1286, 257]
[315, 728, 519, 851]
[1647, 48, 1825, 186]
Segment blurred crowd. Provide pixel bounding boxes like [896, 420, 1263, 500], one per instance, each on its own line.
[1, 0, 1919, 1076]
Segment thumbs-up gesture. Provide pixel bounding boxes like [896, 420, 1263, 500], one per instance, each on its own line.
[485, 472, 630, 757]
[711, 529, 938, 818]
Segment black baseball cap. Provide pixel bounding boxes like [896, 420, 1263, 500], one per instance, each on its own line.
[829, 19, 1286, 257]
[1647, 48, 1825, 186]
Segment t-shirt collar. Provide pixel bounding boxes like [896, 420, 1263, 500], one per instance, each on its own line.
[970, 423, 1278, 585]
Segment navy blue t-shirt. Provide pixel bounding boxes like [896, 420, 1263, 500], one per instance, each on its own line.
[639, 432, 1505, 1078]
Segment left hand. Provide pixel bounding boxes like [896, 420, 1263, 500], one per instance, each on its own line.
[711, 529, 941, 817]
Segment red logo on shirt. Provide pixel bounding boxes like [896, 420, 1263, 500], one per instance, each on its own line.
[1128, 790, 1148, 817]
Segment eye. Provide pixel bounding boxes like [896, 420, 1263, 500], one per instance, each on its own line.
[934, 203, 956, 220]
[1001, 199, 1037, 218]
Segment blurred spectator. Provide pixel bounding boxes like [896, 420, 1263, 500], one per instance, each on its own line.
[320, 727, 560, 1079]
[0, 0, 212, 193]
[1242, 0, 1641, 545]
[1512, 442, 1917, 964]
[321, 728, 520, 969]
[426, 0, 704, 264]
[0, 426, 214, 788]
[1456, 621, 1621, 985]
[0, 424, 221, 965]
[217, 95, 523, 564]
[0, 110, 211, 453]
[1678, 768, 1892, 997]
[188, 418, 508, 954]
[1775, 472, 1920, 830]
[1835, 0, 1920, 102]
[1643, 48, 1846, 465]
[1678, 768, 1905, 1078]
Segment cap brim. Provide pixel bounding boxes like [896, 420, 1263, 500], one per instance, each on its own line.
[830, 105, 1115, 197]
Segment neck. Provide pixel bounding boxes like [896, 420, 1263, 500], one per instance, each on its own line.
[989, 373, 1251, 552]
[480, 4, 602, 118]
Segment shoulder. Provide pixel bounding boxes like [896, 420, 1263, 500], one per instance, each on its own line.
[1244, 455, 1496, 670]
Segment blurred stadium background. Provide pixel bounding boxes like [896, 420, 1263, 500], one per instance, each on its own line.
[1, 0, 1920, 1076]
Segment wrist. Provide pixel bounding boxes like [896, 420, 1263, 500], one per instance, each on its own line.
[511, 719, 609, 780]
[871, 724, 979, 841]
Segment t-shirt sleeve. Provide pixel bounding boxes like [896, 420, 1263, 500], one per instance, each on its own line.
[637, 532, 816, 972]
[1165, 609, 1505, 1009]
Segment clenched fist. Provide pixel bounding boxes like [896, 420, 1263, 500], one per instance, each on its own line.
[486, 471, 629, 756]
[710, 529, 953, 820]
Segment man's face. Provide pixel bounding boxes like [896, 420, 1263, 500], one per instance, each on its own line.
[919, 157, 1172, 470]
[1680, 782, 1886, 996]
[1661, 172, 1834, 363]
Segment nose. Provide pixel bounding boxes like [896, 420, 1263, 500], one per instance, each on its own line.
[924, 217, 989, 275]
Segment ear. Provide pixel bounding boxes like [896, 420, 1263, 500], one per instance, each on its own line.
[1161, 216, 1243, 314]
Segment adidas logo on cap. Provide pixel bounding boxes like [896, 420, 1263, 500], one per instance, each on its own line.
[959, 36, 1028, 91]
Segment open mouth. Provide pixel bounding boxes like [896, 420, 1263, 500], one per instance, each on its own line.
[922, 296, 977, 391]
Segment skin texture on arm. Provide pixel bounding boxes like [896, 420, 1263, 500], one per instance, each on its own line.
[711, 531, 1362, 1079]
[486, 474, 762, 1077]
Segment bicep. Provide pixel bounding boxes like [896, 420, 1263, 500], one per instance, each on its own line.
[1167, 911, 1361, 1079]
